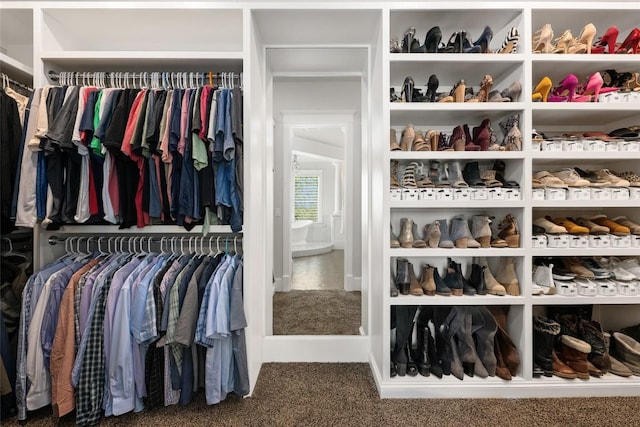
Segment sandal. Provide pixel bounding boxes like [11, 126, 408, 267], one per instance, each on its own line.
[412, 131, 431, 151]
[390, 129, 401, 151]
[412, 162, 435, 188]
[391, 160, 400, 188]
[493, 160, 519, 187]
[401, 163, 418, 188]
[534, 170, 568, 188]
[400, 124, 415, 150]
[480, 169, 503, 187]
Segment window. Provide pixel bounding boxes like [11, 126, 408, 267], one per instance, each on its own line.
[294, 172, 321, 222]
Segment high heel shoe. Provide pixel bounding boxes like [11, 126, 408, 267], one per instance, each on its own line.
[402, 27, 418, 53]
[425, 74, 439, 102]
[532, 24, 554, 53]
[438, 79, 465, 102]
[467, 75, 492, 102]
[532, 76, 552, 102]
[615, 27, 640, 54]
[574, 23, 597, 54]
[402, 76, 415, 102]
[574, 72, 604, 102]
[422, 26, 442, 53]
[450, 125, 466, 151]
[552, 30, 576, 54]
[496, 27, 519, 54]
[548, 74, 579, 102]
[592, 26, 619, 54]
[473, 26, 493, 53]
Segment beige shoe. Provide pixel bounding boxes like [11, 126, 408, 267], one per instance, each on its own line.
[495, 257, 520, 296]
[534, 217, 567, 234]
[534, 171, 568, 188]
[595, 168, 630, 187]
[562, 257, 595, 279]
[574, 217, 609, 235]
[612, 216, 640, 235]
[478, 257, 507, 296]
[553, 168, 590, 187]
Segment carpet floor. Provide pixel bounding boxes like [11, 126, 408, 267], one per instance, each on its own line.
[10, 363, 640, 426]
[272, 290, 361, 335]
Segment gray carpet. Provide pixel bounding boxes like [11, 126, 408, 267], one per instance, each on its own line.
[10, 363, 640, 426]
[272, 290, 361, 335]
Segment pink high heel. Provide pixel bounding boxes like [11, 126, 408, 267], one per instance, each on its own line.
[547, 74, 579, 102]
[574, 72, 604, 102]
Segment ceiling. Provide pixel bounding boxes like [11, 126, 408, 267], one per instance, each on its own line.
[293, 126, 345, 147]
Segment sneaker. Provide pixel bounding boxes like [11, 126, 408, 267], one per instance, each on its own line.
[553, 168, 590, 187]
[594, 168, 630, 187]
[581, 258, 614, 279]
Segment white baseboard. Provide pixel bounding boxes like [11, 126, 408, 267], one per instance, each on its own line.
[333, 240, 345, 250]
[263, 335, 369, 362]
[274, 275, 291, 292]
[345, 275, 361, 292]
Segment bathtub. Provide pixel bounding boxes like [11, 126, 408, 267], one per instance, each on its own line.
[291, 220, 313, 245]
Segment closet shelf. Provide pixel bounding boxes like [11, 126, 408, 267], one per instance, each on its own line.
[391, 103, 525, 113]
[388, 295, 525, 306]
[532, 295, 640, 305]
[532, 104, 640, 127]
[532, 54, 640, 64]
[532, 152, 640, 160]
[389, 248, 526, 257]
[390, 53, 525, 63]
[531, 200, 639, 208]
[52, 225, 237, 235]
[390, 151, 524, 160]
[0, 52, 33, 82]
[531, 248, 640, 257]
[390, 200, 523, 209]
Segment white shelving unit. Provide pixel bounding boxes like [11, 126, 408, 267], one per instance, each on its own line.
[377, 2, 640, 399]
[0, 8, 33, 84]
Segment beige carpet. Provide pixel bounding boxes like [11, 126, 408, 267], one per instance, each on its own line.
[272, 290, 361, 335]
[10, 363, 640, 426]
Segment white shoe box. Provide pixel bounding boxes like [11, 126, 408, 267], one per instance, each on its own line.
[583, 139, 606, 152]
[617, 281, 639, 296]
[504, 188, 521, 201]
[556, 282, 577, 296]
[532, 188, 545, 200]
[604, 141, 619, 152]
[598, 92, 621, 103]
[590, 188, 612, 200]
[488, 188, 505, 200]
[390, 189, 402, 201]
[437, 188, 453, 201]
[619, 140, 640, 152]
[631, 235, 640, 248]
[545, 188, 567, 200]
[577, 282, 598, 296]
[471, 188, 488, 200]
[629, 187, 640, 200]
[547, 234, 570, 248]
[611, 188, 630, 200]
[570, 235, 589, 248]
[562, 140, 583, 152]
[567, 188, 590, 200]
[532, 235, 548, 248]
[611, 235, 632, 248]
[402, 188, 419, 201]
[419, 188, 437, 201]
[453, 188, 471, 201]
[624, 91, 640, 103]
[541, 140, 563, 152]
[597, 282, 618, 296]
[589, 235, 611, 248]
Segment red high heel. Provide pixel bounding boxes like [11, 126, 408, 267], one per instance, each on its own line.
[574, 73, 604, 102]
[615, 28, 640, 54]
[591, 26, 619, 54]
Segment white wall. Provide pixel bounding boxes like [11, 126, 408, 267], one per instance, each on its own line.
[296, 160, 336, 243]
[272, 77, 362, 280]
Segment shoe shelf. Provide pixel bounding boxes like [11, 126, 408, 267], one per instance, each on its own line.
[390, 54, 526, 63]
[531, 248, 640, 257]
[390, 248, 527, 258]
[390, 103, 526, 112]
[533, 295, 640, 305]
[389, 294, 525, 306]
[532, 152, 639, 160]
[390, 200, 523, 209]
[390, 151, 525, 160]
[531, 105, 640, 128]
[531, 200, 639, 208]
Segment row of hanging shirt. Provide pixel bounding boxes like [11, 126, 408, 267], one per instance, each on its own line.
[16, 239, 248, 425]
[13, 75, 243, 233]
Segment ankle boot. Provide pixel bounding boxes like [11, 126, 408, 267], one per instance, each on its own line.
[495, 257, 520, 296]
[424, 221, 441, 248]
[468, 263, 488, 295]
[451, 125, 466, 151]
[408, 261, 423, 296]
[532, 264, 556, 295]
[390, 129, 401, 151]
[416, 325, 432, 377]
[444, 265, 464, 296]
[463, 124, 481, 151]
[471, 215, 492, 248]
[450, 217, 471, 248]
[448, 160, 469, 187]
[489, 306, 520, 376]
[472, 119, 491, 151]
[462, 161, 486, 188]
[498, 214, 520, 248]
[438, 219, 454, 248]
[533, 316, 561, 377]
[420, 264, 436, 296]
[395, 258, 410, 295]
[412, 222, 427, 248]
[552, 348, 578, 379]
[399, 217, 415, 248]
[472, 307, 498, 376]
[603, 332, 633, 377]
[478, 257, 507, 295]
[390, 223, 400, 248]
[451, 259, 476, 295]
[400, 124, 415, 151]
[578, 320, 610, 373]
[559, 335, 592, 379]
[431, 265, 452, 296]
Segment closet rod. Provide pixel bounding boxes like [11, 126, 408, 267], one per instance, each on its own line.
[1, 72, 33, 92]
[47, 234, 243, 253]
[47, 70, 242, 88]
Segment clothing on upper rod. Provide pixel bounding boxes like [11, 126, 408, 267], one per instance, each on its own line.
[15, 235, 248, 423]
[13, 75, 243, 232]
[48, 71, 243, 90]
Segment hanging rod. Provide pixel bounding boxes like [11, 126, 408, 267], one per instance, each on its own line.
[47, 70, 242, 89]
[1, 72, 33, 92]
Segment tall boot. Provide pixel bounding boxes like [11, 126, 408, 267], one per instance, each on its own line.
[452, 307, 484, 377]
[406, 325, 419, 376]
[468, 263, 488, 295]
[451, 258, 476, 296]
[432, 306, 453, 376]
[533, 316, 561, 377]
[408, 261, 423, 296]
[424, 221, 441, 248]
[419, 264, 436, 296]
[416, 307, 443, 378]
[477, 257, 507, 296]
[395, 258, 410, 295]
[416, 324, 431, 377]
[438, 219, 454, 248]
[472, 307, 498, 377]
[495, 257, 520, 296]
[444, 308, 465, 380]
[391, 305, 418, 376]
[489, 306, 520, 376]
[603, 332, 633, 377]
[398, 217, 415, 248]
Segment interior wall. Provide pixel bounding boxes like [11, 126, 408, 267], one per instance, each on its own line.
[272, 77, 361, 280]
[296, 159, 336, 243]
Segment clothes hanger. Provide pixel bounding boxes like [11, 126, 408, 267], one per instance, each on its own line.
[1, 237, 29, 262]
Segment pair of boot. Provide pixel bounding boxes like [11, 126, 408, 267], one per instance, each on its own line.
[478, 257, 520, 296]
[393, 258, 451, 297]
[392, 218, 440, 249]
[470, 215, 520, 248]
[533, 316, 587, 379]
